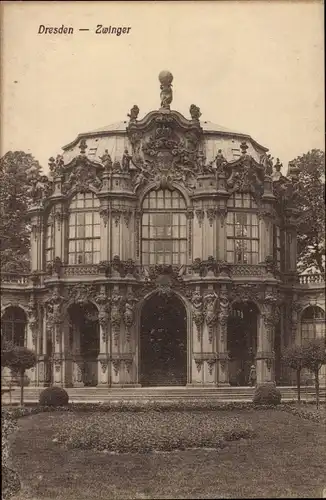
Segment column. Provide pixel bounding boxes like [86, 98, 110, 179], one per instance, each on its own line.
[120, 288, 140, 387]
[217, 288, 230, 385]
[188, 287, 205, 386]
[71, 323, 84, 387]
[95, 286, 110, 386]
[216, 202, 228, 261]
[202, 288, 218, 386]
[256, 302, 276, 385]
[99, 205, 109, 262]
[26, 318, 37, 386]
[193, 207, 204, 260]
[110, 286, 123, 386]
[36, 306, 47, 387]
[62, 318, 73, 387]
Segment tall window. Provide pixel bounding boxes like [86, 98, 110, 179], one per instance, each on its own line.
[68, 192, 100, 265]
[301, 306, 325, 344]
[2, 307, 26, 346]
[45, 210, 55, 265]
[142, 189, 187, 265]
[226, 193, 259, 264]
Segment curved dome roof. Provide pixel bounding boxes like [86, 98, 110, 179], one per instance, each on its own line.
[61, 114, 268, 166]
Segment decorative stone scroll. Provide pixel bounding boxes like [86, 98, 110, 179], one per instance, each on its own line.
[195, 209, 205, 227]
[67, 283, 97, 306]
[204, 291, 218, 344]
[45, 286, 65, 343]
[218, 290, 230, 343]
[111, 291, 123, 347]
[27, 296, 38, 346]
[94, 287, 110, 343]
[122, 292, 138, 343]
[191, 290, 204, 342]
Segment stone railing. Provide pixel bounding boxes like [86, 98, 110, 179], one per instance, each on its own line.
[230, 264, 267, 276]
[62, 265, 99, 276]
[0, 273, 30, 285]
[298, 274, 325, 285]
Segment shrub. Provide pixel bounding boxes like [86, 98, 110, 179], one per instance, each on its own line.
[253, 384, 281, 406]
[39, 386, 69, 407]
[2, 466, 21, 500]
[3, 346, 36, 406]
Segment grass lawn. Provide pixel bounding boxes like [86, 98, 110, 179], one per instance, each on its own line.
[9, 408, 326, 499]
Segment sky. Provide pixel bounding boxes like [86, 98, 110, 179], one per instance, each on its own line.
[1, 0, 324, 174]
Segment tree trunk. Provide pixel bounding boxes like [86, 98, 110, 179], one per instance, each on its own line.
[296, 369, 301, 403]
[314, 370, 319, 410]
[20, 370, 24, 407]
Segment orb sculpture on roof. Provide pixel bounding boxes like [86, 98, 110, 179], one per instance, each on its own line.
[159, 70, 173, 110]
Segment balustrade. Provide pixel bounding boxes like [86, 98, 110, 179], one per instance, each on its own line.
[2, 269, 324, 287]
[298, 274, 325, 285]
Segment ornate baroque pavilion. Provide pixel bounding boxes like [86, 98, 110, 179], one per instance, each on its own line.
[1, 71, 325, 389]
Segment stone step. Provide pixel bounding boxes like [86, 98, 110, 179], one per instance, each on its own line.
[3, 386, 324, 404]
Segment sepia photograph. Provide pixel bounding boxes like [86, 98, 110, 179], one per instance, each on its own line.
[1, 1, 325, 499]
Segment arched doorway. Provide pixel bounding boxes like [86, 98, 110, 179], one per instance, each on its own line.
[68, 302, 100, 387]
[140, 293, 187, 386]
[227, 302, 259, 386]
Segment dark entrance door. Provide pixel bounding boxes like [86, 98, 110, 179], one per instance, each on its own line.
[227, 302, 258, 386]
[140, 293, 187, 386]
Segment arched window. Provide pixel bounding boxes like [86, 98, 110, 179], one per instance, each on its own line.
[45, 209, 55, 265]
[301, 306, 325, 343]
[68, 192, 100, 265]
[2, 307, 26, 346]
[141, 189, 187, 265]
[226, 193, 259, 264]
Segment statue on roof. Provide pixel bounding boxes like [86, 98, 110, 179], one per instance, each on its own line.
[260, 153, 273, 176]
[127, 105, 140, 123]
[190, 104, 202, 121]
[272, 158, 283, 182]
[159, 70, 173, 109]
[99, 149, 113, 172]
[121, 148, 132, 173]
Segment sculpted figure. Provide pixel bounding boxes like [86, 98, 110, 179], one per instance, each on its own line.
[260, 153, 273, 176]
[204, 292, 218, 325]
[128, 105, 140, 122]
[215, 149, 227, 173]
[122, 148, 132, 173]
[272, 158, 283, 182]
[123, 293, 138, 327]
[99, 149, 113, 171]
[159, 71, 173, 109]
[189, 104, 202, 121]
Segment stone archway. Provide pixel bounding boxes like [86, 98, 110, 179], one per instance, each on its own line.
[227, 302, 259, 386]
[140, 292, 187, 387]
[68, 302, 100, 387]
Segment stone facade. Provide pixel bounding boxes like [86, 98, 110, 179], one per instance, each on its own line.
[1, 72, 325, 388]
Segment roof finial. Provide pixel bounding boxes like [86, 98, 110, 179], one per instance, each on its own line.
[158, 70, 173, 110]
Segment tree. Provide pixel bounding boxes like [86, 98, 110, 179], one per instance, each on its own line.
[289, 149, 325, 274]
[302, 338, 326, 409]
[282, 344, 305, 403]
[3, 346, 37, 406]
[0, 151, 43, 273]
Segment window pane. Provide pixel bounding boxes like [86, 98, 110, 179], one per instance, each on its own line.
[69, 226, 76, 238]
[93, 239, 100, 251]
[77, 225, 85, 238]
[93, 225, 100, 237]
[84, 240, 92, 252]
[85, 225, 92, 238]
[85, 213, 92, 225]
